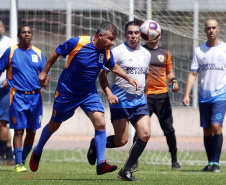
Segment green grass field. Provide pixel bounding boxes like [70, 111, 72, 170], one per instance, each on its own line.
[1, 161, 226, 185]
[1, 150, 226, 185]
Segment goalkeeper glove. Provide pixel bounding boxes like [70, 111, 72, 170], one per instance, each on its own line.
[171, 78, 179, 92]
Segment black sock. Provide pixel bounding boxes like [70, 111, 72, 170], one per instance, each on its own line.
[0, 140, 7, 159]
[204, 135, 214, 163]
[122, 138, 147, 171]
[213, 134, 223, 163]
[166, 133, 177, 162]
[6, 146, 14, 160]
[106, 135, 117, 148]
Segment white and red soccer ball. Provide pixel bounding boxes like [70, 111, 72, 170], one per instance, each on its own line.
[140, 20, 161, 42]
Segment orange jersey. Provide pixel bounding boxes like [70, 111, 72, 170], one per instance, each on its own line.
[143, 45, 173, 94]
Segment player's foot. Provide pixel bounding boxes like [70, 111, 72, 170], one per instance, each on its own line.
[87, 138, 96, 165]
[96, 160, 117, 175]
[0, 156, 5, 166]
[14, 163, 27, 172]
[29, 148, 42, 172]
[4, 158, 15, 166]
[117, 169, 140, 181]
[200, 164, 213, 172]
[22, 160, 25, 165]
[211, 164, 222, 173]
[131, 161, 139, 172]
[172, 161, 181, 170]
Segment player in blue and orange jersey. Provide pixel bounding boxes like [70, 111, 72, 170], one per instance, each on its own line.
[0, 24, 50, 172]
[0, 19, 17, 166]
[29, 21, 139, 176]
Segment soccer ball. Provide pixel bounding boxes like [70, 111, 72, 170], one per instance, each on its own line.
[140, 20, 161, 42]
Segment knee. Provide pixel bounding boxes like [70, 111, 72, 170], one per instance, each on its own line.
[114, 138, 128, 147]
[139, 131, 151, 142]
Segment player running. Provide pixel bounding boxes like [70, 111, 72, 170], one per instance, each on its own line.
[29, 21, 139, 175]
[87, 21, 151, 181]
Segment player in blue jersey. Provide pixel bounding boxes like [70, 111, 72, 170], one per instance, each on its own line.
[88, 21, 151, 181]
[0, 24, 50, 172]
[29, 21, 139, 176]
[0, 19, 17, 166]
[183, 18, 226, 173]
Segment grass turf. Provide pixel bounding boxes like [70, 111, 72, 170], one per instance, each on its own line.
[1, 160, 226, 185]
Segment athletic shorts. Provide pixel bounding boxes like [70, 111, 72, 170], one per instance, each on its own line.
[147, 93, 175, 135]
[0, 88, 10, 123]
[9, 88, 43, 130]
[110, 104, 149, 126]
[51, 90, 104, 123]
[199, 100, 226, 128]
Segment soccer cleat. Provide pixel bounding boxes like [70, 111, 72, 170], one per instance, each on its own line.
[14, 164, 27, 172]
[4, 158, 15, 166]
[0, 156, 5, 166]
[211, 164, 222, 173]
[131, 161, 139, 172]
[117, 169, 140, 181]
[87, 138, 96, 165]
[200, 164, 213, 172]
[172, 161, 182, 170]
[29, 149, 41, 172]
[96, 160, 117, 175]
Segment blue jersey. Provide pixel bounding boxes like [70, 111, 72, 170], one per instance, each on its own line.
[0, 44, 46, 91]
[55, 36, 115, 95]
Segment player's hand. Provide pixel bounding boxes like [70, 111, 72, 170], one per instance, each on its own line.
[129, 78, 139, 91]
[107, 94, 119, 106]
[42, 75, 50, 89]
[182, 96, 190, 106]
[39, 71, 48, 87]
[0, 78, 9, 88]
[171, 78, 179, 92]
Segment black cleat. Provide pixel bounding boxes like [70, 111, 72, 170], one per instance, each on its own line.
[117, 169, 140, 181]
[172, 161, 182, 170]
[201, 165, 213, 172]
[96, 160, 117, 175]
[87, 138, 96, 165]
[131, 161, 139, 172]
[211, 165, 222, 173]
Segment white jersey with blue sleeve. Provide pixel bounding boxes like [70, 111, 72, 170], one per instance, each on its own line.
[191, 41, 226, 103]
[110, 42, 151, 108]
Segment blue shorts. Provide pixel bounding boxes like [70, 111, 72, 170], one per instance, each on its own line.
[51, 90, 104, 123]
[199, 101, 226, 128]
[9, 88, 43, 130]
[0, 88, 10, 123]
[110, 104, 149, 126]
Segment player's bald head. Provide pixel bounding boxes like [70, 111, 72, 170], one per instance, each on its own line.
[205, 18, 219, 28]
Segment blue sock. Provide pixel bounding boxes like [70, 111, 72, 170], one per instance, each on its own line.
[35, 125, 52, 155]
[13, 148, 23, 165]
[0, 140, 7, 158]
[22, 144, 32, 161]
[204, 135, 214, 163]
[95, 130, 106, 166]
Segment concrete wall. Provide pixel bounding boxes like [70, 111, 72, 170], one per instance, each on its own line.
[37, 105, 226, 138]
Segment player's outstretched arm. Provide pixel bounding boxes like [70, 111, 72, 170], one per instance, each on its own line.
[182, 71, 198, 106]
[109, 63, 139, 90]
[39, 50, 59, 87]
[99, 69, 119, 105]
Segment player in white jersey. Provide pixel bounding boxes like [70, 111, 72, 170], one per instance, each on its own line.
[183, 18, 226, 173]
[87, 21, 151, 181]
[0, 19, 17, 166]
